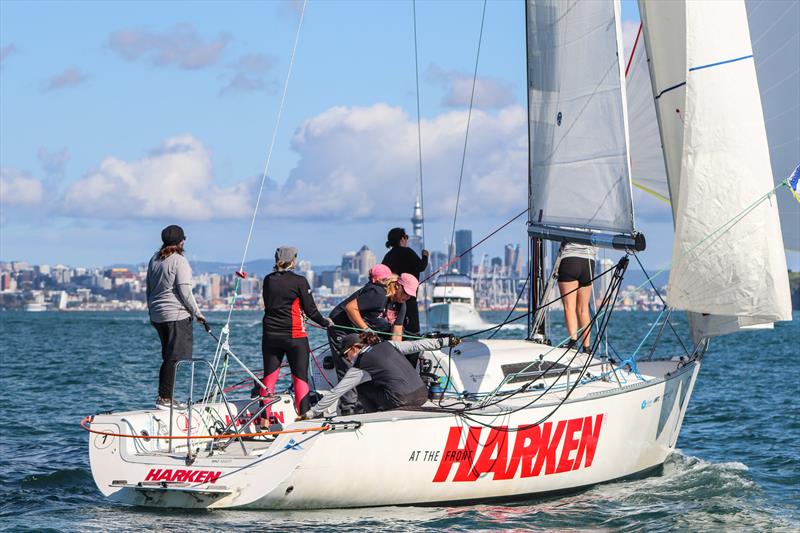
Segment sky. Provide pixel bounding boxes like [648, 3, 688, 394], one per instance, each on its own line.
[0, 0, 796, 271]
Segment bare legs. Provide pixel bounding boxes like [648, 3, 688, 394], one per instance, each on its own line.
[558, 281, 592, 350]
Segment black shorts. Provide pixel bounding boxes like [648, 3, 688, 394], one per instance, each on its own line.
[152, 317, 194, 360]
[558, 257, 594, 287]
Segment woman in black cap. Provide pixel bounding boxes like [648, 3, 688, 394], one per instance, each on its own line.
[381, 227, 428, 336]
[146, 225, 206, 409]
[259, 246, 331, 421]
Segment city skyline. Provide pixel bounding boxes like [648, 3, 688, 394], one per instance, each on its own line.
[0, 1, 699, 273]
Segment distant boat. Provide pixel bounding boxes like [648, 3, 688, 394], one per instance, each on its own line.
[426, 273, 486, 330]
[26, 293, 47, 312]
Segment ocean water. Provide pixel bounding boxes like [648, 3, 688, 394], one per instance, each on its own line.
[0, 310, 797, 532]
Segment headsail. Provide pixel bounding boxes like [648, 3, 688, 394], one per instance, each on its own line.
[526, 0, 642, 250]
[634, 0, 800, 249]
[641, 0, 792, 335]
[746, 0, 800, 251]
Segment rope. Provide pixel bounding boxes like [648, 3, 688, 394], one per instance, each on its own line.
[446, 0, 488, 273]
[80, 415, 329, 440]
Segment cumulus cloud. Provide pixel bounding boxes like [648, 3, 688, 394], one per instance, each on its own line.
[37, 147, 70, 176]
[262, 103, 527, 221]
[220, 53, 277, 96]
[107, 24, 230, 70]
[60, 135, 253, 220]
[427, 65, 517, 109]
[42, 67, 87, 91]
[0, 168, 45, 206]
[0, 43, 17, 67]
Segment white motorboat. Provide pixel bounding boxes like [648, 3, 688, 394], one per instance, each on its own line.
[427, 274, 486, 330]
[84, 0, 795, 510]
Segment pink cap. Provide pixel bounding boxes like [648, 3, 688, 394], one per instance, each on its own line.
[398, 273, 419, 297]
[370, 264, 393, 282]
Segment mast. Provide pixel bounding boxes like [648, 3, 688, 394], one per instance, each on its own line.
[524, 0, 543, 340]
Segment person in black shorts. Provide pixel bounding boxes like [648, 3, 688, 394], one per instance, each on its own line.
[260, 246, 331, 419]
[557, 242, 596, 353]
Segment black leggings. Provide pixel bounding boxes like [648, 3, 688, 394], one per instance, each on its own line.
[152, 317, 193, 399]
[261, 337, 311, 415]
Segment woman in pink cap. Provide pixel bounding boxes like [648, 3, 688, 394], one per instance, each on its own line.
[326, 270, 417, 415]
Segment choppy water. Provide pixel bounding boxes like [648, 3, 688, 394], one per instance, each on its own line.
[0, 310, 797, 531]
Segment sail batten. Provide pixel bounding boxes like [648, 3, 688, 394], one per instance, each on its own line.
[527, 0, 637, 241]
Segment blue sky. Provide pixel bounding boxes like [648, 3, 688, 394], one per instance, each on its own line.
[0, 0, 793, 271]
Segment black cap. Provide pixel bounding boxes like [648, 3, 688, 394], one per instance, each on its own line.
[161, 225, 186, 246]
[386, 227, 407, 248]
[340, 333, 362, 354]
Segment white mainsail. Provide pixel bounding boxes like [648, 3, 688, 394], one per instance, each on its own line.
[641, 0, 792, 334]
[625, 22, 669, 204]
[527, 0, 636, 236]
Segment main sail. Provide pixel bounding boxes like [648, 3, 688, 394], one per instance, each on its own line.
[639, 0, 792, 336]
[526, 0, 642, 250]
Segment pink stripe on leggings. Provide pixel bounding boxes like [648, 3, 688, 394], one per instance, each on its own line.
[292, 375, 309, 414]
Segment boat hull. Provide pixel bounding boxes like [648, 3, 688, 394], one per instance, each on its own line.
[427, 302, 485, 330]
[88, 359, 700, 509]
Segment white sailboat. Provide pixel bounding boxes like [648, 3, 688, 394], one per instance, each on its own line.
[427, 273, 486, 330]
[84, 0, 793, 509]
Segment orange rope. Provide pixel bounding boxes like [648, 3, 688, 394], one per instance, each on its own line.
[79, 415, 330, 440]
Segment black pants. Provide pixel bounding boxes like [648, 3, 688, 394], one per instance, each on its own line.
[403, 297, 422, 368]
[327, 327, 360, 413]
[261, 336, 312, 415]
[357, 384, 428, 413]
[152, 317, 193, 399]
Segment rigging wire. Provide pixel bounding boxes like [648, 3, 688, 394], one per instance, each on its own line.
[412, 0, 431, 329]
[447, 0, 488, 273]
[200, 1, 308, 409]
[227, 0, 308, 327]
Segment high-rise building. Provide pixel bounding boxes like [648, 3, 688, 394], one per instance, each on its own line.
[354, 245, 376, 278]
[298, 260, 314, 287]
[341, 251, 357, 273]
[206, 274, 219, 302]
[504, 244, 515, 271]
[409, 194, 424, 254]
[455, 230, 472, 276]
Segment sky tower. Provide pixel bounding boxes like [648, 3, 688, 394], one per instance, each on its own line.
[409, 194, 424, 254]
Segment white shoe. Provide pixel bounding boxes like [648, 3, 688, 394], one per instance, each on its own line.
[155, 397, 186, 410]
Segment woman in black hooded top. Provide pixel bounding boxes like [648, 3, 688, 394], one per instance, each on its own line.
[381, 227, 428, 335]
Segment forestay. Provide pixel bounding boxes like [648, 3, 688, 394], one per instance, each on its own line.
[527, 0, 636, 237]
[663, 0, 792, 331]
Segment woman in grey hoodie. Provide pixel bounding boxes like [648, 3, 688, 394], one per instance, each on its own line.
[146, 225, 206, 409]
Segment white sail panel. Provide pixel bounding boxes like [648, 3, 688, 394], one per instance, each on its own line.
[639, 0, 800, 248]
[746, 0, 800, 251]
[625, 22, 669, 204]
[638, 0, 687, 220]
[666, 0, 792, 326]
[527, 0, 635, 234]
